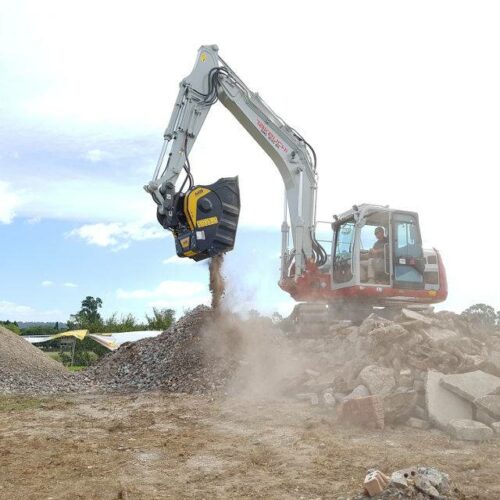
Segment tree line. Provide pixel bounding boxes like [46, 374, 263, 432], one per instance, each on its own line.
[1, 296, 175, 336]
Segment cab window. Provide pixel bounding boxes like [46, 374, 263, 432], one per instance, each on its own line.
[333, 220, 354, 283]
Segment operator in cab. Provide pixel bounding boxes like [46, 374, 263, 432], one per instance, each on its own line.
[360, 226, 388, 284]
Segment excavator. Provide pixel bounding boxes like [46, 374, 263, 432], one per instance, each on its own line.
[145, 45, 447, 322]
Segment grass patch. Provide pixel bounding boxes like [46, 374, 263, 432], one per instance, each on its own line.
[67, 365, 86, 372]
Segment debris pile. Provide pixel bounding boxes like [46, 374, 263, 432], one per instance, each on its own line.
[0, 325, 76, 394]
[286, 308, 500, 438]
[356, 466, 454, 499]
[79, 306, 242, 393]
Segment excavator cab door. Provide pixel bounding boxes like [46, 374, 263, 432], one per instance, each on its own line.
[390, 212, 425, 289]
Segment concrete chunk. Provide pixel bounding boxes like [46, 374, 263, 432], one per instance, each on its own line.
[402, 308, 433, 324]
[447, 419, 494, 441]
[491, 422, 500, 434]
[474, 395, 500, 420]
[421, 326, 458, 344]
[383, 389, 417, 424]
[359, 365, 396, 396]
[440, 370, 500, 402]
[426, 371, 473, 429]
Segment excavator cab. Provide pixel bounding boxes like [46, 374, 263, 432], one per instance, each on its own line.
[157, 177, 240, 262]
[331, 204, 430, 291]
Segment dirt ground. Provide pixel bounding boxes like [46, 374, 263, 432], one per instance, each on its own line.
[0, 393, 499, 499]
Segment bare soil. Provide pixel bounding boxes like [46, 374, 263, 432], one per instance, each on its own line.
[1, 393, 499, 499]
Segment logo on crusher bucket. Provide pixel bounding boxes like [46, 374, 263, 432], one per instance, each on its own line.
[180, 237, 190, 249]
[256, 119, 289, 153]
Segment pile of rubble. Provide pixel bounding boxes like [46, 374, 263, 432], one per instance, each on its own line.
[79, 306, 240, 394]
[356, 466, 455, 499]
[286, 308, 500, 439]
[0, 325, 77, 394]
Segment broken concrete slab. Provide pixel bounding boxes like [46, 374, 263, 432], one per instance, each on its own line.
[426, 371, 473, 429]
[440, 370, 500, 402]
[359, 365, 396, 396]
[447, 419, 494, 441]
[402, 308, 433, 325]
[491, 422, 500, 434]
[474, 395, 500, 420]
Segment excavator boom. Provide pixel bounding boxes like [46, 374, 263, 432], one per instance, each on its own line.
[145, 45, 324, 276]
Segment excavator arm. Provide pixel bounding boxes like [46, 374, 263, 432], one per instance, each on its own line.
[145, 45, 326, 277]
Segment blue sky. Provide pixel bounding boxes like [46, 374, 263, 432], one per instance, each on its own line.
[1, 1, 500, 322]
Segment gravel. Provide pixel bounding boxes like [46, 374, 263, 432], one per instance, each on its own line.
[78, 305, 239, 394]
[0, 325, 77, 394]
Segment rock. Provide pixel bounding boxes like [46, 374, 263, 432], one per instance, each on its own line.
[421, 326, 458, 344]
[447, 419, 494, 441]
[343, 385, 370, 401]
[475, 408, 497, 426]
[418, 466, 450, 493]
[474, 394, 500, 419]
[304, 368, 321, 378]
[383, 389, 417, 424]
[491, 422, 500, 434]
[414, 476, 440, 498]
[368, 324, 409, 344]
[359, 365, 396, 396]
[440, 370, 500, 402]
[359, 314, 392, 336]
[407, 417, 430, 430]
[426, 370, 473, 429]
[402, 308, 434, 325]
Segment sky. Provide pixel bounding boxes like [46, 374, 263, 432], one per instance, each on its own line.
[1, 0, 499, 322]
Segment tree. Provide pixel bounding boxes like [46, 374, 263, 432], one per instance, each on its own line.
[145, 307, 175, 331]
[80, 296, 103, 324]
[68, 296, 103, 333]
[461, 303, 499, 330]
[0, 320, 20, 335]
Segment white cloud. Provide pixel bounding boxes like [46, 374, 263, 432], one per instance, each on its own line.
[63, 282, 78, 288]
[68, 221, 168, 250]
[27, 216, 42, 224]
[0, 300, 63, 321]
[84, 149, 108, 162]
[41, 280, 54, 287]
[117, 280, 206, 300]
[0, 181, 22, 224]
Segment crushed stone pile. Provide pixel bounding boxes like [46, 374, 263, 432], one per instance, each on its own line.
[0, 325, 76, 394]
[79, 306, 240, 394]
